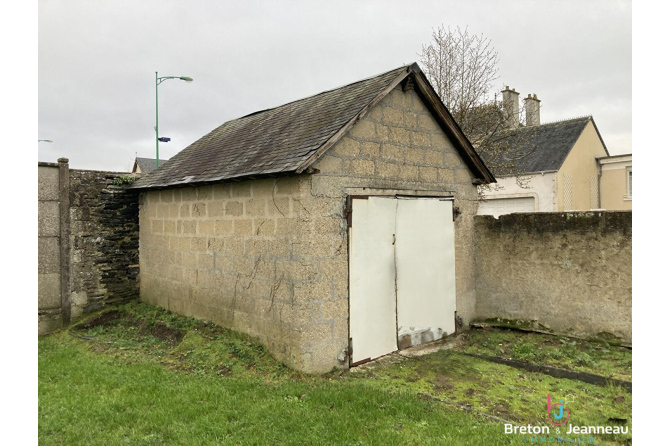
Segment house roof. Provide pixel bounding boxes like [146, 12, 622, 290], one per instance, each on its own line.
[133, 157, 167, 174]
[132, 63, 495, 190]
[481, 116, 609, 175]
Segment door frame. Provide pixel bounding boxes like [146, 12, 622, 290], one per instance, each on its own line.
[345, 193, 457, 367]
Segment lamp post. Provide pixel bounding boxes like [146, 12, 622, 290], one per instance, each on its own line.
[155, 72, 193, 167]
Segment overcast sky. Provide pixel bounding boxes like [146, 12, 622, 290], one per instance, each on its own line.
[38, 0, 632, 171]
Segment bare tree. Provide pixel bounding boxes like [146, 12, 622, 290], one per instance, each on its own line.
[419, 25, 537, 188]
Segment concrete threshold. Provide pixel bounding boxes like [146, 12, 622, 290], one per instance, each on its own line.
[349, 335, 462, 372]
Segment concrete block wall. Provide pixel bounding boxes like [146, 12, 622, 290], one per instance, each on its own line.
[139, 178, 313, 369]
[474, 211, 632, 342]
[38, 162, 65, 334]
[306, 85, 481, 371]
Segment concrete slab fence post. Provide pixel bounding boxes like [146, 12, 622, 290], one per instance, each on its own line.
[58, 157, 71, 325]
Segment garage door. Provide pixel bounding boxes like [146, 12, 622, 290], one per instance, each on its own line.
[348, 196, 456, 365]
[477, 197, 535, 218]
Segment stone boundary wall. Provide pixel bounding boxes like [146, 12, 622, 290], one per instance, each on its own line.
[474, 211, 632, 342]
[69, 169, 140, 317]
[37, 160, 140, 334]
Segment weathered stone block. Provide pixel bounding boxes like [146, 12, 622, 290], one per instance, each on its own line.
[390, 88, 412, 108]
[183, 220, 196, 234]
[419, 166, 438, 182]
[351, 159, 375, 176]
[438, 169, 455, 183]
[195, 185, 212, 201]
[38, 237, 60, 274]
[389, 127, 409, 145]
[231, 182, 252, 198]
[192, 202, 207, 217]
[399, 164, 418, 180]
[411, 131, 431, 148]
[234, 220, 253, 235]
[382, 107, 404, 126]
[334, 137, 360, 157]
[252, 179, 276, 198]
[38, 166, 60, 201]
[348, 119, 376, 139]
[215, 219, 233, 235]
[419, 113, 439, 131]
[406, 147, 424, 164]
[157, 204, 170, 218]
[276, 177, 301, 195]
[38, 273, 61, 310]
[360, 141, 380, 158]
[376, 124, 390, 142]
[38, 201, 60, 237]
[376, 161, 400, 178]
[316, 155, 343, 174]
[254, 218, 275, 236]
[212, 184, 231, 200]
[246, 199, 267, 217]
[160, 190, 174, 203]
[425, 150, 444, 166]
[191, 236, 207, 251]
[208, 202, 224, 217]
[225, 201, 243, 216]
[381, 143, 404, 161]
[198, 220, 214, 235]
[321, 299, 347, 320]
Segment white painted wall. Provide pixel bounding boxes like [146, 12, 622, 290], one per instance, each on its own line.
[478, 172, 557, 216]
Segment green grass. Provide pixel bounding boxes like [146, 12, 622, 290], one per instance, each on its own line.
[455, 328, 632, 381]
[39, 303, 632, 445]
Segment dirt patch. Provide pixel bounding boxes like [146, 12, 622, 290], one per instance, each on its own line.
[491, 400, 519, 422]
[405, 374, 420, 383]
[151, 322, 185, 346]
[217, 365, 232, 376]
[73, 310, 124, 330]
[433, 374, 455, 391]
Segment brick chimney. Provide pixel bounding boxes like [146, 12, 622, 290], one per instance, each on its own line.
[524, 94, 541, 126]
[501, 86, 520, 129]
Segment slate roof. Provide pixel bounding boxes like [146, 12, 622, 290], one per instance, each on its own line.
[480, 116, 608, 175]
[133, 63, 495, 189]
[133, 157, 167, 173]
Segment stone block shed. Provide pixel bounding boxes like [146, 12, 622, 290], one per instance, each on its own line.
[132, 63, 495, 372]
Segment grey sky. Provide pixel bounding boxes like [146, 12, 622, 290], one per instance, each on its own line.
[38, 0, 632, 171]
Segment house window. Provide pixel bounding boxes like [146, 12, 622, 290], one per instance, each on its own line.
[626, 167, 632, 199]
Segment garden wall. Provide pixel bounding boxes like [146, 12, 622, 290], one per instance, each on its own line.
[474, 211, 632, 342]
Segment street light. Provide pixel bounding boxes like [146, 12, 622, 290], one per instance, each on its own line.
[38, 140, 53, 143]
[155, 72, 193, 167]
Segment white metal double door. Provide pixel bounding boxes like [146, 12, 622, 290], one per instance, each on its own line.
[349, 196, 457, 365]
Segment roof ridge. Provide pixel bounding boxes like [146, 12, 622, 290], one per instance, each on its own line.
[537, 115, 592, 126]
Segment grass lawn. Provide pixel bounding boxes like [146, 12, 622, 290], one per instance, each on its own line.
[39, 302, 632, 445]
[455, 328, 632, 381]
